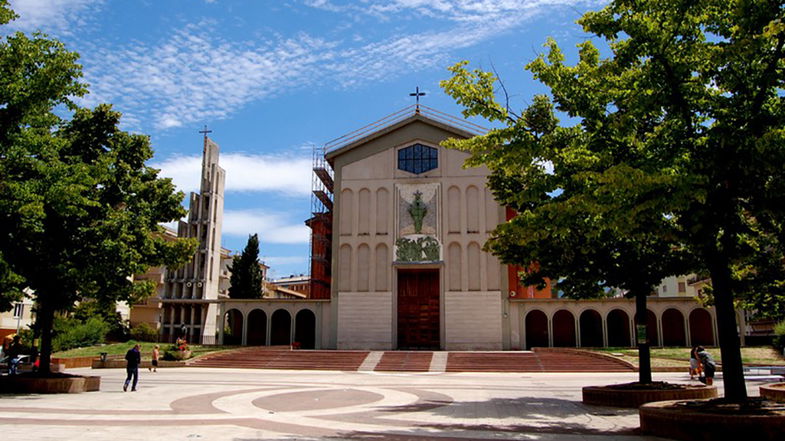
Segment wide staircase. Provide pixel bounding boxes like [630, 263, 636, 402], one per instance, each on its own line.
[187, 347, 634, 373]
[188, 346, 370, 371]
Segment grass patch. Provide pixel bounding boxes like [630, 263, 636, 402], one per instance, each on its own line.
[53, 341, 239, 360]
[592, 346, 785, 367]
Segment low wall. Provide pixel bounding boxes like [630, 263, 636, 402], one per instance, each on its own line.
[52, 356, 97, 369]
[92, 359, 186, 369]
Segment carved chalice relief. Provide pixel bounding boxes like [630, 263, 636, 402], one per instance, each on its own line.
[408, 191, 427, 234]
[396, 190, 441, 262]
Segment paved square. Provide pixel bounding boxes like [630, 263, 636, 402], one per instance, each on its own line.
[0, 368, 762, 440]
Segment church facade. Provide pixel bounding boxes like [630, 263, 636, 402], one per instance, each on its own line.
[324, 108, 506, 350]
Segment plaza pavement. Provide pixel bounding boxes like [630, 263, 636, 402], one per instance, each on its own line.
[0, 367, 765, 441]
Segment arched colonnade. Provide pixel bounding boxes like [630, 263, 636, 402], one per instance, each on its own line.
[518, 299, 719, 349]
[219, 301, 322, 349]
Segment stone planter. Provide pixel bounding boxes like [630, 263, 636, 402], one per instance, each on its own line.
[0, 374, 101, 394]
[583, 383, 717, 408]
[640, 399, 785, 441]
[760, 383, 785, 402]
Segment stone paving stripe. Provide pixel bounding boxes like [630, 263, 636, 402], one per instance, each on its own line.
[429, 351, 449, 373]
[358, 351, 384, 371]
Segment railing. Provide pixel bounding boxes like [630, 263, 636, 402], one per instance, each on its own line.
[324, 104, 486, 154]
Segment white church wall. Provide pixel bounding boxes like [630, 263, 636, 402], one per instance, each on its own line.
[444, 291, 503, 350]
[337, 292, 393, 349]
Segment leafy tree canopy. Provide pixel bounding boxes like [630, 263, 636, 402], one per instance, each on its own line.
[442, 0, 784, 401]
[0, 1, 196, 372]
[228, 234, 264, 299]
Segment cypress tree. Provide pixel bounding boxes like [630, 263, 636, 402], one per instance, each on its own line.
[228, 234, 264, 299]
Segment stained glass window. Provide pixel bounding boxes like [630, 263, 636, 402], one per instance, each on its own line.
[397, 144, 438, 174]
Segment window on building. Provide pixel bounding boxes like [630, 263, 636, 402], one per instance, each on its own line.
[398, 143, 437, 174]
[678, 282, 686, 293]
[662, 285, 667, 293]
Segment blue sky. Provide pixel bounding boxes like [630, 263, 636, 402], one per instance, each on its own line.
[5, 0, 604, 279]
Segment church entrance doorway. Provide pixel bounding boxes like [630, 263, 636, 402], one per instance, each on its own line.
[397, 268, 440, 349]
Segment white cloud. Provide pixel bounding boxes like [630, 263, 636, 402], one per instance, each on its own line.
[6, 0, 103, 34]
[151, 152, 312, 196]
[263, 256, 308, 266]
[223, 210, 310, 244]
[78, 1, 596, 132]
[302, 0, 600, 23]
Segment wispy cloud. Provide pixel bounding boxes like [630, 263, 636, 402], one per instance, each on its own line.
[223, 209, 310, 244]
[6, 0, 104, 35]
[78, 1, 595, 131]
[152, 152, 312, 196]
[302, 0, 600, 23]
[80, 23, 338, 130]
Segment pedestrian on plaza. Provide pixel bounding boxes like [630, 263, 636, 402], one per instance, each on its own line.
[696, 346, 716, 385]
[689, 346, 703, 380]
[149, 345, 159, 372]
[124, 344, 141, 391]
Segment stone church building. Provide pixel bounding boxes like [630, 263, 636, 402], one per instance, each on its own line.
[325, 107, 506, 350]
[140, 105, 722, 351]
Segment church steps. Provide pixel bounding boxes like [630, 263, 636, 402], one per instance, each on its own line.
[187, 349, 369, 371]
[374, 351, 433, 372]
[186, 348, 635, 373]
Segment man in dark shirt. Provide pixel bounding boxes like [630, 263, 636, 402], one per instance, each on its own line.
[123, 344, 141, 391]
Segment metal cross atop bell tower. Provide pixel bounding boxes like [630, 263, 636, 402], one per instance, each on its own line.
[409, 86, 426, 113]
[198, 125, 213, 139]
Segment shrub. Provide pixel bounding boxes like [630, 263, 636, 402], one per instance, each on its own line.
[73, 299, 128, 342]
[774, 320, 785, 350]
[162, 342, 192, 361]
[130, 322, 159, 342]
[51, 316, 109, 352]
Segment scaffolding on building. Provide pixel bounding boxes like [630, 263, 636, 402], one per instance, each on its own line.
[307, 142, 333, 299]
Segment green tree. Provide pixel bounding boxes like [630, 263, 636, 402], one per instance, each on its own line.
[228, 234, 264, 299]
[0, 3, 196, 374]
[442, 0, 784, 402]
[444, 80, 695, 385]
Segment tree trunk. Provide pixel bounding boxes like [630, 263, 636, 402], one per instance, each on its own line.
[37, 301, 55, 375]
[707, 252, 748, 402]
[634, 290, 652, 384]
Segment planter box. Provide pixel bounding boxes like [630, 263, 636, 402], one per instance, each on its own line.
[640, 399, 785, 441]
[761, 383, 785, 402]
[0, 375, 101, 394]
[583, 384, 717, 408]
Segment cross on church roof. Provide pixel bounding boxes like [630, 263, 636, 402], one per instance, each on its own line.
[409, 86, 426, 113]
[199, 125, 213, 139]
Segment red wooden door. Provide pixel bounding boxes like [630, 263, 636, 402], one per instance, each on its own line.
[397, 269, 440, 349]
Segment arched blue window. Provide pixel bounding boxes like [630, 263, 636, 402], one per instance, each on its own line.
[398, 144, 437, 174]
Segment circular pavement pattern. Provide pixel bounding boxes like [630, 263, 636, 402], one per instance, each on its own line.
[0, 368, 711, 440]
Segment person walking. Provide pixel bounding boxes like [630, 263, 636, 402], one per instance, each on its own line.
[149, 345, 159, 372]
[124, 344, 141, 391]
